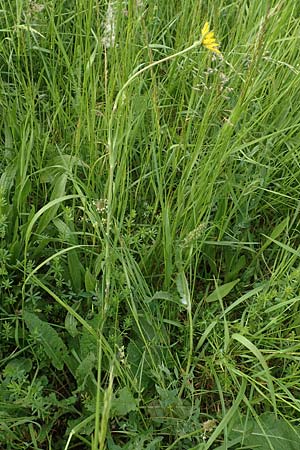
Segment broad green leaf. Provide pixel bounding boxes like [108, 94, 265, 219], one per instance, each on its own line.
[53, 218, 75, 243]
[65, 312, 78, 337]
[79, 317, 99, 358]
[68, 249, 82, 292]
[156, 385, 179, 409]
[225, 255, 246, 282]
[240, 413, 300, 449]
[176, 271, 191, 310]
[111, 387, 138, 417]
[75, 352, 96, 391]
[3, 358, 32, 378]
[85, 268, 96, 292]
[216, 412, 300, 450]
[150, 291, 175, 303]
[126, 341, 151, 389]
[23, 311, 68, 370]
[206, 279, 240, 303]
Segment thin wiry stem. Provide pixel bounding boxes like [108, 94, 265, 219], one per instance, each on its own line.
[104, 39, 203, 303]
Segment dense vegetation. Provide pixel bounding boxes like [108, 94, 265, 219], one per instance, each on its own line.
[1, 1, 300, 448]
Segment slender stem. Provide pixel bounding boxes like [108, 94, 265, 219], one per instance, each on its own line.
[104, 39, 202, 302]
[111, 40, 201, 120]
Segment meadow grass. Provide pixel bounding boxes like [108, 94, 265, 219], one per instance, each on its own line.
[1, 0, 300, 448]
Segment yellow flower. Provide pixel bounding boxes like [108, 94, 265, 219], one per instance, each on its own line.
[201, 22, 221, 54]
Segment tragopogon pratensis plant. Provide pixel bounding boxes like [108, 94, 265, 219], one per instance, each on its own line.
[105, 22, 221, 298]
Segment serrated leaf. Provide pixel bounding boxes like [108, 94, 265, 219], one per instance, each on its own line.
[111, 387, 138, 417]
[24, 311, 68, 370]
[79, 317, 98, 358]
[75, 352, 96, 391]
[156, 385, 178, 406]
[4, 358, 32, 378]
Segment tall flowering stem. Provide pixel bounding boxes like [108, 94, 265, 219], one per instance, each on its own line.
[105, 23, 221, 301]
[105, 41, 201, 300]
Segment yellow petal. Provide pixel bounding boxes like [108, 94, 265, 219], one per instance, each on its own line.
[205, 31, 215, 40]
[203, 37, 217, 45]
[201, 22, 210, 36]
[206, 45, 221, 54]
[201, 21, 221, 55]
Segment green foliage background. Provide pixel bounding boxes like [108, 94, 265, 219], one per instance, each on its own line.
[1, 0, 300, 449]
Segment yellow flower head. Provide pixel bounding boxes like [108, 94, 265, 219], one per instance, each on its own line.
[201, 22, 221, 54]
